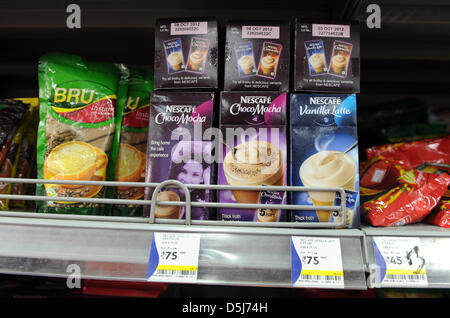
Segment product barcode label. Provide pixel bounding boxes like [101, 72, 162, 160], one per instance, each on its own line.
[291, 237, 344, 288]
[147, 232, 201, 282]
[154, 266, 198, 278]
[373, 237, 428, 287]
[298, 273, 344, 283]
[384, 274, 427, 283]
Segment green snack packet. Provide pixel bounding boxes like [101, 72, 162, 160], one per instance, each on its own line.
[113, 67, 153, 217]
[37, 52, 129, 215]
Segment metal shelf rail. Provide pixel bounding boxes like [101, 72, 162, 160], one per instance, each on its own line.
[1, 177, 450, 290]
[0, 177, 369, 289]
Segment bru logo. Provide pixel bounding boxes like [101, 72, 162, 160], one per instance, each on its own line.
[126, 96, 141, 110]
[309, 97, 341, 105]
[54, 88, 94, 104]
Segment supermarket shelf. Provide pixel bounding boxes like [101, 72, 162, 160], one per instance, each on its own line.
[0, 177, 366, 289]
[0, 212, 367, 289]
[3, 210, 450, 289]
[1, 177, 450, 289]
[362, 224, 450, 289]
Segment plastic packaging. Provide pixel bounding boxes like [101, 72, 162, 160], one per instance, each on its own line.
[113, 67, 153, 217]
[37, 52, 129, 215]
[363, 170, 450, 227]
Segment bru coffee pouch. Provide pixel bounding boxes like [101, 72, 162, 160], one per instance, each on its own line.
[113, 67, 154, 217]
[218, 92, 288, 222]
[37, 52, 129, 215]
[143, 91, 215, 220]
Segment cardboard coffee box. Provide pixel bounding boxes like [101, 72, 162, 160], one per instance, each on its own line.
[144, 91, 215, 220]
[294, 21, 360, 93]
[224, 21, 290, 91]
[290, 93, 360, 228]
[154, 18, 218, 89]
[218, 91, 288, 222]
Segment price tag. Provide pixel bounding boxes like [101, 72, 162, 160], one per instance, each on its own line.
[147, 232, 201, 282]
[373, 237, 428, 287]
[291, 236, 344, 288]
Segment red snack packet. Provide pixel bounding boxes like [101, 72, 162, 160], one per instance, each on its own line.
[426, 200, 450, 228]
[365, 136, 450, 169]
[360, 157, 407, 190]
[363, 171, 450, 227]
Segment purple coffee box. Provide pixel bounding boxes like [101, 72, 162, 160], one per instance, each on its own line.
[224, 21, 290, 91]
[143, 91, 215, 220]
[294, 20, 360, 93]
[218, 91, 288, 222]
[154, 17, 218, 89]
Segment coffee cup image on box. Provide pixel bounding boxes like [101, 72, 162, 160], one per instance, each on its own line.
[328, 41, 353, 77]
[188, 51, 206, 72]
[259, 55, 277, 76]
[304, 40, 327, 75]
[164, 38, 185, 73]
[299, 150, 356, 222]
[186, 37, 210, 73]
[223, 140, 285, 203]
[257, 42, 282, 78]
[154, 190, 181, 219]
[235, 42, 256, 76]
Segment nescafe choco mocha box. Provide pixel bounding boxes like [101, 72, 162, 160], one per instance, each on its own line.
[144, 91, 215, 220]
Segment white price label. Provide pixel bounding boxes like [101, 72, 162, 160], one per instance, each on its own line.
[373, 237, 428, 287]
[291, 236, 344, 288]
[147, 232, 201, 282]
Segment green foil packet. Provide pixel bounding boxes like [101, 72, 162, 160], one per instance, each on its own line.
[37, 52, 129, 215]
[113, 67, 153, 217]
